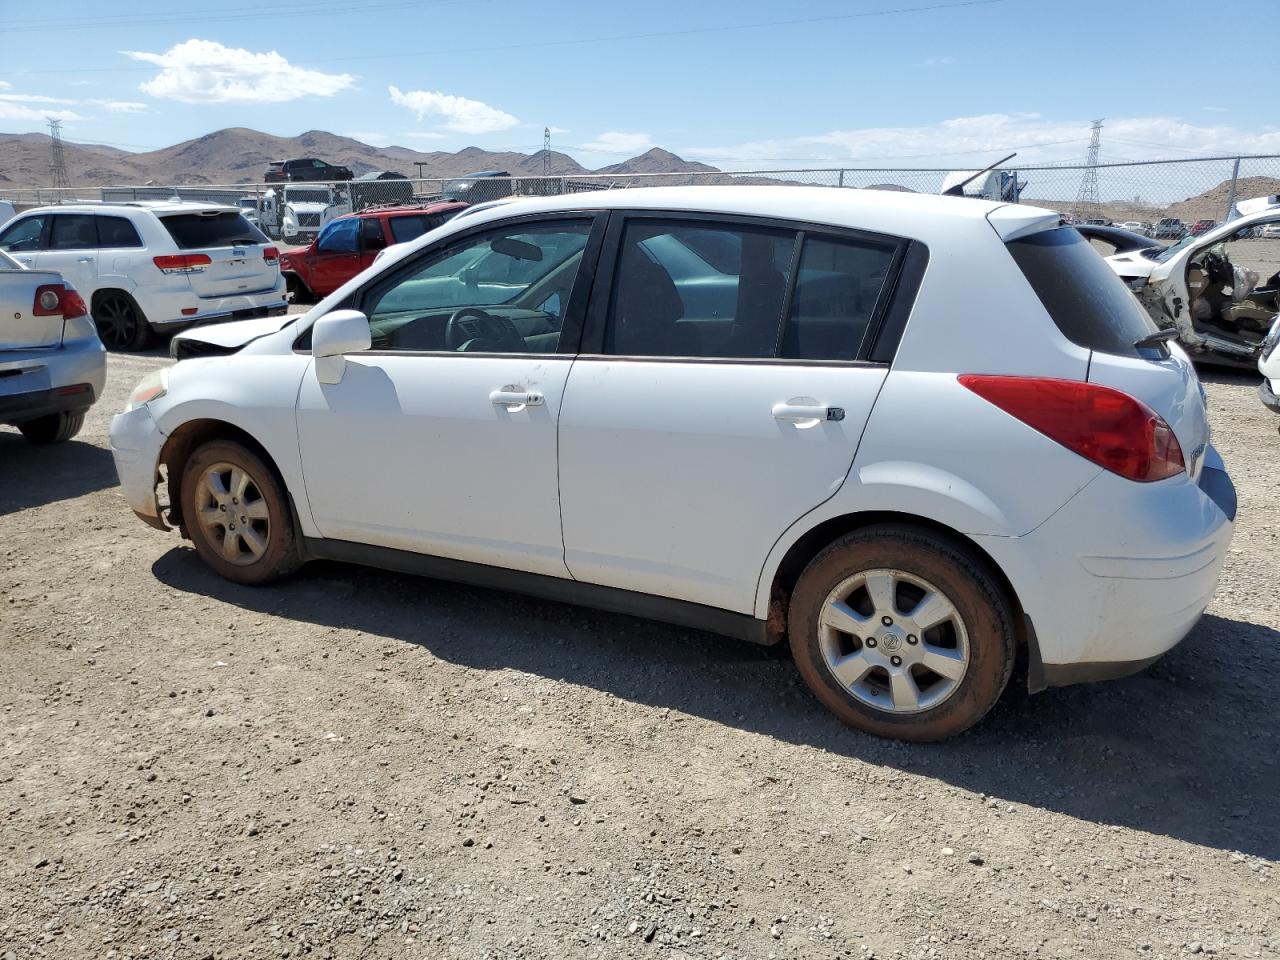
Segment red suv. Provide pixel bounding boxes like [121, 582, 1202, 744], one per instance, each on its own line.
[281, 202, 468, 301]
[1189, 218, 1218, 236]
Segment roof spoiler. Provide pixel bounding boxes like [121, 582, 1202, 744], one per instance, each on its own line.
[941, 153, 1017, 197]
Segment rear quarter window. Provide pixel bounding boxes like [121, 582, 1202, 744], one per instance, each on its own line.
[1006, 226, 1158, 358]
[160, 211, 269, 250]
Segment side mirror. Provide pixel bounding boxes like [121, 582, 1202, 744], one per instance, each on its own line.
[312, 309, 371, 384]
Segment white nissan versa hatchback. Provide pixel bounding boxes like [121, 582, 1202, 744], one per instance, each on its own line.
[110, 187, 1237, 741]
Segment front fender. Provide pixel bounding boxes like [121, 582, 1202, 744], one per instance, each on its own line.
[149, 353, 318, 537]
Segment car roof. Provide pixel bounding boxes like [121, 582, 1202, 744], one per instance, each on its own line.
[452, 184, 1040, 243]
[19, 200, 241, 216]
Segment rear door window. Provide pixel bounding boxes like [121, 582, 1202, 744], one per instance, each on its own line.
[96, 216, 143, 249]
[48, 214, 97, 250]
[160, 211, 268, 250]
[603, 220, 797, 359]
[783, 235, 897, 361]
[1007, 226, 1158, 357]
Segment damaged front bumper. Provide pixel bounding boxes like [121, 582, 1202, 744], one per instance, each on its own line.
[109, 404, 169, 531]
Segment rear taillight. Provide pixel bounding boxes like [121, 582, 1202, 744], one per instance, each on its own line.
[153, 253, 212, 273]
[32, 283, 89, 320]
[262, 246, 279, 262]
[959, 374, 1185, 482]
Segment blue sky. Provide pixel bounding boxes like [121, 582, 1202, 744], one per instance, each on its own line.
[2, 0, 1278, 170]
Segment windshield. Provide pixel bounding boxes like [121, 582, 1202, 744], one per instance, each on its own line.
[1153, 234, 1198, 263]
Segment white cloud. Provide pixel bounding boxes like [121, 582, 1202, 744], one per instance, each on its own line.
[920, 55, 956, 67]
[388, 85, 517, 134]
[578, 131, 654, 155]
[0, 92, 76, 105]
[548, 126, 570, 134]
[679, 113, 1280, 167]
[123, 39, 355, 104]
[1202, 106, 1228, 113]
[89, 99, 148, 114]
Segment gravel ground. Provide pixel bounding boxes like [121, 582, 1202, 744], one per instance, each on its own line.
[1, 349, 1277, 960]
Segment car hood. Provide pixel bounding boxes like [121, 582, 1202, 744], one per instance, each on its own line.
[171, 313, 297, 354]
[1104, 250, 1158, 281]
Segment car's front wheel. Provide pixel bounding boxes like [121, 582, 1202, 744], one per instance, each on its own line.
[788, 525, 1015, 741]
[181, 440, 302, 585]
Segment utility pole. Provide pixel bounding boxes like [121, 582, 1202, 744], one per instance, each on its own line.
[542, 127, 551, 175]
[47, 117, 71, 196]
[1071, 119, 1103, 221]
[414, 161, 428, 180]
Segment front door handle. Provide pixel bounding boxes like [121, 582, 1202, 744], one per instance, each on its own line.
[490, 389, 545, 412]
[77, 257, 94, 263]
[772, 401, 845, 423]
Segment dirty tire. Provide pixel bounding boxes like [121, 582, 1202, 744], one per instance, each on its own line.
[18, 411, 85, 444]
[788, 524, 1015, 742]
[181, 439, 302, 586]
[93, 291, 152, 352]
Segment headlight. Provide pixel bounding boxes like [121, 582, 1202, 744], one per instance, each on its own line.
[126, 368, 168, 411]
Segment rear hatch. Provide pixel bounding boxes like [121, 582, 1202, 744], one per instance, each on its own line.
[0, 268, 64, 350]
[158, 210, 279, 299]
[1004, 223, 1211, 479]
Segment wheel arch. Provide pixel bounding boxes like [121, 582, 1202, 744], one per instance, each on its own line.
[760, 510, 1027, 653]
[159, 418, 291, 537]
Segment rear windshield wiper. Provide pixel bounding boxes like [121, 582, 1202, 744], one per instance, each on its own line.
[1134, 328, 1181, 349]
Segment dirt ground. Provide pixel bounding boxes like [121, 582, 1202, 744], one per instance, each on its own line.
[1, 349, 1277, 960]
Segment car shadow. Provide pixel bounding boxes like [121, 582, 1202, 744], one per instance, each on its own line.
[0, 432, 118, 515]
[153, 548, 1280, 860]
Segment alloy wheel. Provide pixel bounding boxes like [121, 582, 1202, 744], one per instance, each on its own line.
[94, 295, 138, 350]
[194, 462, 272, 566]
[818, 568, 970, 715]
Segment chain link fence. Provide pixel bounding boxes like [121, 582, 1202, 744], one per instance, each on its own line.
[6, 156, 1280, 243]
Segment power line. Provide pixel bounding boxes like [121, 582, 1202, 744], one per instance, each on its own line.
[8, 0, 1013, 75]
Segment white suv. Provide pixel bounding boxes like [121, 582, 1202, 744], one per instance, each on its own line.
[0, 201, 287, 351]
[110, 187, 1236, 741]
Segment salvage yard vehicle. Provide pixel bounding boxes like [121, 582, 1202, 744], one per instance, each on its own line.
[0, 201, 287, 353]
[1259, 316, 1280, 419]
[1074, 222, 1163, 257]
[280, 201, 467, 304]
[442, 171, 515, 204]
[1, 249, 105, 443]
[1109, 195, 1280, 366]
[264, 158, 353, 183]
[259, 185, 343, 244]
[1153, 217, 1187, 240]
[111, 186, 1236, 741]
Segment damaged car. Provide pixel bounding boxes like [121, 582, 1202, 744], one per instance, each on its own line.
[1107, 196, 1280, 367]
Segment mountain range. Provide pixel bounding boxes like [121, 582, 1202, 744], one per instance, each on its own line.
[0, 127, 723, 187]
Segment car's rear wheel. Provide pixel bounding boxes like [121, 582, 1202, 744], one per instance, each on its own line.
[181, 440, 302, 585]
[18, 411, 85, 444]
[788, 525, 1015, 741]
[93, 291, 151, 352]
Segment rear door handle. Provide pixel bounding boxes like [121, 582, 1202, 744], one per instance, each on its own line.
[772, 402, 845, 423]
[77, 257, 94, 263]
[490, 389, 544, 412]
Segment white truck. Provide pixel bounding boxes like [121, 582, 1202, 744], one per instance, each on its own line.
[940, 167, 1026, 203]
[257, 185, 351, 243]
[0, 250, 105, 443]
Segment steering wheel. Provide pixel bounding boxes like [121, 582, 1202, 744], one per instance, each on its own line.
[1200, 250, 1233, 285]
[443, 307, 525, 352]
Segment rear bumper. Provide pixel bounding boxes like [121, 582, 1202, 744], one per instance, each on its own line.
[1259, 377, 1280, 414]
[975, 447, 1235, 687]
[152, 299, 289, 331]
[0, 335, 106, 425]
